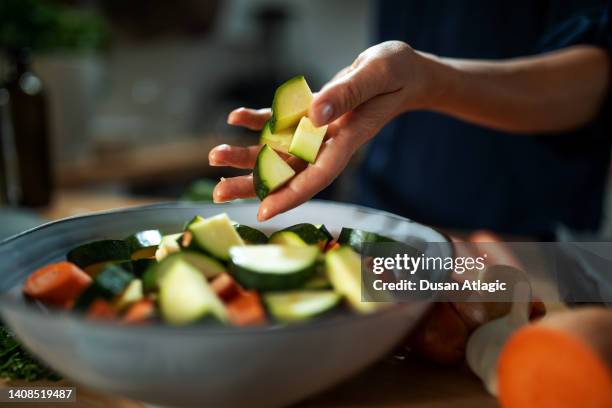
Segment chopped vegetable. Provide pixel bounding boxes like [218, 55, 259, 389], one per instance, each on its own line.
[67, 240, 131, 271]
[23, 261, 92, 308]
[498, 307, 612, 408]
[188, 213, 245, 261]
[260, 120, 294, 153]
[229, 245, 319, 291]
[264, 290, 340, 322]
[270, 75, 313, 132]
[233, 223, 268, 244]
[74, 264, 134, 310]
[226, 290, 267, 326]
[87, 299, 117, 320]
[253, 145, 296, 200]
[122, 299, 156, 324]
[155, 233, 183, 261]
[288, 116, 328, 163]
[124, 230, 162, 260]
[269, 223, 331, 249]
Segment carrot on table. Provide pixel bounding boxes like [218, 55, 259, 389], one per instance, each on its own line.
[498, 307, 612, 408]
[87, 299, 117, 320]
[23, 261, 92, 308]
[226, 290, 266, 327]
[122, 299, 156, 324]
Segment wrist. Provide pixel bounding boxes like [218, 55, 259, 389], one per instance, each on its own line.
[408, 51, 460, 111]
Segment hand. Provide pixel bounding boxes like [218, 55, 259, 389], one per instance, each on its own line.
[209, 41, 444, 221]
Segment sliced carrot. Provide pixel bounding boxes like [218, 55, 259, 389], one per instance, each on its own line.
[23, 261, 92, 308]
[212, 273, 242, 302]
[226, 290, 266, 327]
[122, 299, 156, 324]
[87, 299, 117, 320]
[325, 240, 341, 252]
[498, 308, 612, 408]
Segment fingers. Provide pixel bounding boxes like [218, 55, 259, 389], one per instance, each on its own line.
[308, 63, 386, 127]
[227, 108, 272, 130]
[213, 175, 255, 203]
[209, 145, 262, 169]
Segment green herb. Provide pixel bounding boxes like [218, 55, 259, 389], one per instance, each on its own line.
[0, 324, 60, 381]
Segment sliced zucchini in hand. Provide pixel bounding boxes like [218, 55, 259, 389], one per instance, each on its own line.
[325, 246, 382, 313]
[188, 213, 244, 261]
[143, 251, 226, 292]
[155, 233, 183, 261]
[337, 228, 396, 253]
[229, 245, 319, 291]
[74, 264, 134, 310]
[288, 117, 327, 163]
[233, 224, 268, 244]
[253, 145, 296, 200]
[125, 230, 162, 259]
[260, 120, 294, 153]
[264, 290, 341, 322]
[67, 240, 131, 270]
[270, 75, 313, 132]
[159, 258, 227, 325]
[269, 223, 331, 248]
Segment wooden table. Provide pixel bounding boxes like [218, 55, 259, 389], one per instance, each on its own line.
[1, 190, 497, 408]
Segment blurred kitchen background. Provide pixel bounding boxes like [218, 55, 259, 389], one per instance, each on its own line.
[1, 0, 612, 237]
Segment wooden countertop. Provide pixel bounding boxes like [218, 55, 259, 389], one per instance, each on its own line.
[1, 190, 497, 408]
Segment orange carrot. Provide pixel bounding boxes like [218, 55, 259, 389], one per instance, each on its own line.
[87, 299, 117, 320]
[212, 273, 242, 302]
[226, 291, 266, 327]
[23, 261, 92, 308]
[122, 299, 156, 324]
[498, 307, 612, 408]
[325, 240, 341, 252]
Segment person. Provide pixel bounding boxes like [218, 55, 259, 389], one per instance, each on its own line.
[209, 0, 611, 239]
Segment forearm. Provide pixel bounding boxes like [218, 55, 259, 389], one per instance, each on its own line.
[423, 46, 611, 134]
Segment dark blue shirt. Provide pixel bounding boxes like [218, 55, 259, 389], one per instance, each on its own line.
[354, 0, 611, 237]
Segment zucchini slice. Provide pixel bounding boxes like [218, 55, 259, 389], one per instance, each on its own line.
[188, 213, 245, 261]
[337, 228, 396, 253]
[253, 145, 296, 200]
[288, 117, 328, 163]
[159, 258, 227, 325]
[229, 245, 319, 291]
[233, 223, 268, 244]
[155, 233, 183, 261]
[124, 230, 162, 260]
[316, 224, 333, 242]
[115, 279, 143, 310]
[260, 120, 294, 153]
[264, 290, 341, 322]
[303, 275, 333, 290]
[269, 223, 331, 248]
[67, 240, 131, 270]
[270, 75, 313, 132]
[74, 264, 134, 310]
[143, 251, 226, 292]
[325, 246, 382, 313]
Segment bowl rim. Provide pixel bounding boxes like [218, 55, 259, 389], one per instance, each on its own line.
[0, 200, 451, 336]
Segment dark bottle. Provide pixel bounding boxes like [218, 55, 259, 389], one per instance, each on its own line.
[2, 48, 53, 207]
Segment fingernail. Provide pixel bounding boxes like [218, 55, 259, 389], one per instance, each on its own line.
[258, 207, 269, 222]
[318, 103, 333, 123]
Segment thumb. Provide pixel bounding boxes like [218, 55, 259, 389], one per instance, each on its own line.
[309, 66, 382, 126]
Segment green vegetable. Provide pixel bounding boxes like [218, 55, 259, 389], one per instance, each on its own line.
[124, 230, 162, 259]
[143, 251, 226, 292]
[253, 145, 296, 200]
[269, 223, 331, 248]
[336, 228, 396, 253]
[234, 224, 268, 244]
[188, 213, 245, 261]
[270, 75, 313, 132]
[158, 258, 227, 325]
[288, 117, 328, 163]
[264, 290, 341, 322]
[74, 264, 134, 310]
[229, 245, 319, 291]
[0, 324, 59, 381]
[67, 240, 131, 269]
[260, 120, 294, 153]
